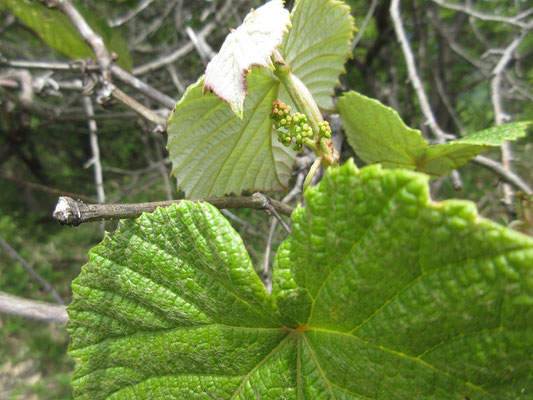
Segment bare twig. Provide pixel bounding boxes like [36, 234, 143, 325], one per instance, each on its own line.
[0, 238, 64, 305]
[0, 175, 96, 203]
[490, 29, 530, 210]
[351, 0, 378, 51]
[53, 195, 295, 226]
[430, 0, 532, 29]
[0, 58, 100, 71]
[390, 0, 463, 190]
[1, 59, 176, 109]
[5, 69, 33, 105]
[262, 218, 277, 294]
[427, 9, 488, 74]
[220, 209, 268, 239]
[103, 158, 169, 176]
[41, 0, 174, 132]
[186, 26, 216, 63]
[159, 163, 173, 201]
[110, 65, 176, 109]
[252, 193, 291, 234]
[390, 0, 448, 142]
[0, 292, 67, 324]
[506, 71, 533, 103]
[167, 65, 186, 94]
[147, 128, 174, 201]
[40, 1, 173, 130]
[284, 172, 306, 205]
[110, 87, 167, 127]
[433, 72, 466, 135]
[473, 155, 532, 195]
[82, 96, 105, 203]
[132, 0, 237, 75]
[143, 128, 173, 201]
[44, 0, 112, 82]
[261, 173, 304, 291]
[108, 0, 156, 27]
[133, 24, 214, 75]
[491, 32, 528, 126]
[0, 70, 83, 101]
[174, 0, 185, 30]
[133, 1, 176, 46]
[38, 112, 140, 125]
[82, 95, 105, 234]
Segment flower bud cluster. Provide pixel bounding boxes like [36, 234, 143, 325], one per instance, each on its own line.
[318, 120, 332, 139]
[270, 100, 312, 151]
[270, 100, 333, 151]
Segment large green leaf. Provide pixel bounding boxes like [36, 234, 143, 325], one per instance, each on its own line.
[2, 0, 132, 70]
[338, 91, 530, 177]
[69, 161, 533, 399]
[166, 0, 354, 197]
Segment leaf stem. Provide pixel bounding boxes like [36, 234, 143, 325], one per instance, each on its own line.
[304, 156, 323, 191]
[302, 138, 318, 152]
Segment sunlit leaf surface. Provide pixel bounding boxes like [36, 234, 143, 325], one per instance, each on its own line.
[69, 161, 533, 399]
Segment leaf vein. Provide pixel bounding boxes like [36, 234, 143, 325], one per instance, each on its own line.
[230, 334, 291, 399]
[307, 179, 414, 323]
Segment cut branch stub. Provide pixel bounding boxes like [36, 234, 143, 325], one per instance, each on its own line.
[52, 195, 295, 226]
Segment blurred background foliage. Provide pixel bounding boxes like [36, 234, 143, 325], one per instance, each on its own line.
[0, 0, 531, 398]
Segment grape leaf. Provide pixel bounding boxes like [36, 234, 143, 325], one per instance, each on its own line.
[338, 90, 531, 177]
[422, 123, 531, 176]
[282, 0, 354, 112]
[203, 0, 291, 119]
[166, 0, 354, 197]
[69, 161, 533, 399]
[167, 69, 295, 198]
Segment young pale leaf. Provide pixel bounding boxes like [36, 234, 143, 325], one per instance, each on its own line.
[69, 161, 533, 399]
[203, 0, 290, 119]
[282, 0, 354, 112]
[338, 91, 530, 177]
[167, 0, 354, 197]
[167, 69, 295, 197]
[168, 68, 296, 198]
